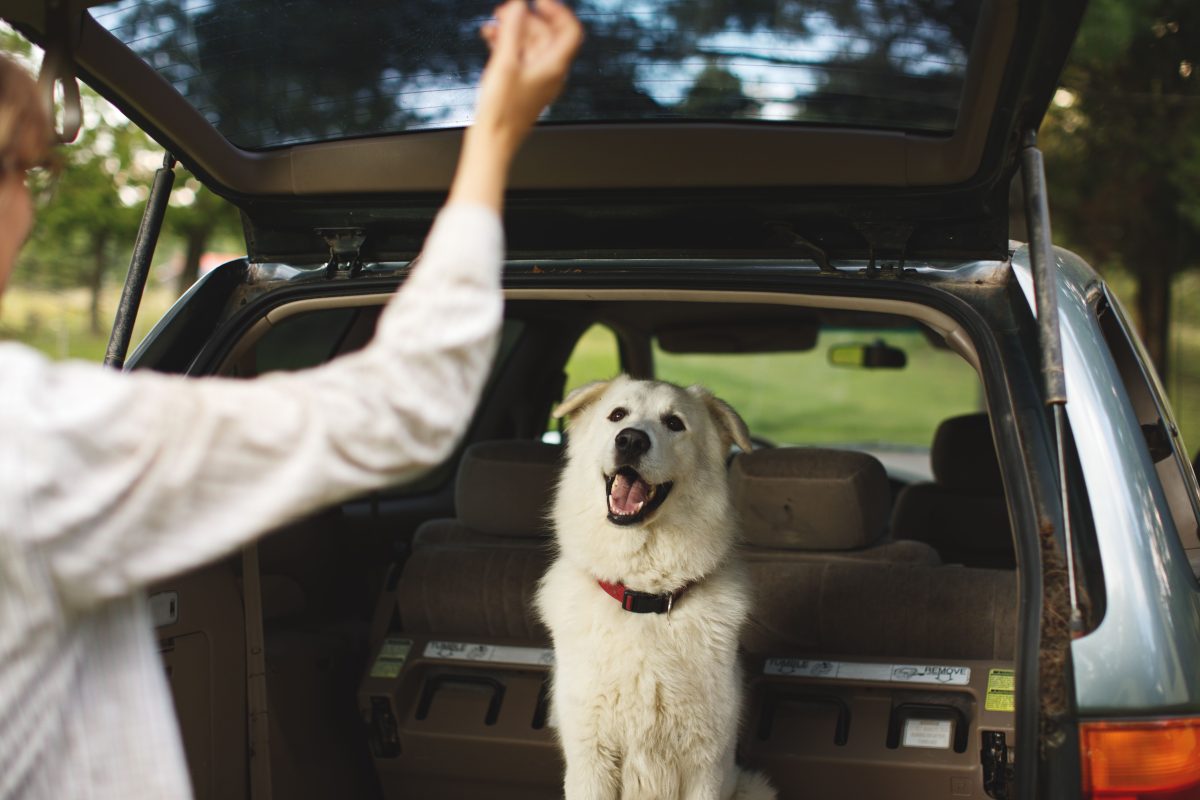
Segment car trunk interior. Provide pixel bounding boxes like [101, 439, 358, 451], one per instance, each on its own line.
[0, 1, 1097, 795]
[148, 286, 1020, 800]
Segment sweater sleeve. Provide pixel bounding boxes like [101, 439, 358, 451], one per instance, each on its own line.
[2, 203, 503, 613]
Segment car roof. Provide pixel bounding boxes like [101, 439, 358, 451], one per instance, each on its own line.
[5, 0, 1088, 261]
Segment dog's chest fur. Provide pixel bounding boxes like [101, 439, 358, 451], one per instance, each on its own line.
[537, 559, 750, 744]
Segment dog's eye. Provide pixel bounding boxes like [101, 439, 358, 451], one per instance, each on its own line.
[608, 408, 628, 423]
[663, 414, 686, 432]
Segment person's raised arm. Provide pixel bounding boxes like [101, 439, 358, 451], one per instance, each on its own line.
[7, 0, 583, 614]
[449, 0, 585, 211]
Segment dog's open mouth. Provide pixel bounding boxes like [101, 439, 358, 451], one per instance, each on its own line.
[605, 467, 673, 526]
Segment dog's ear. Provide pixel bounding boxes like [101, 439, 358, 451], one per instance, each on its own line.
[552, 380, 613, 420]
[688, 385, 753, 453]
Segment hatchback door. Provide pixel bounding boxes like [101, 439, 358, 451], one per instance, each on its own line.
[5, 0, 1086, 264]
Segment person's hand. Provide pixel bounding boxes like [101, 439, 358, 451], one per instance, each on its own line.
[475, 0, 584, 154]
[447, 0, 584, 210]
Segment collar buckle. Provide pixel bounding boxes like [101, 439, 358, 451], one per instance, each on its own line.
[598, 579, 685, 615]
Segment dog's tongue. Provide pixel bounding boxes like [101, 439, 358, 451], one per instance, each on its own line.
[609, 473, 649, 515]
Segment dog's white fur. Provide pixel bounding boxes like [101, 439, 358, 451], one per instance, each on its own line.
[536, 376, 775, 800]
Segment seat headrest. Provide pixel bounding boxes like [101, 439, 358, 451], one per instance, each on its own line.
[931, 413, 1002, 492]
[456, 440, 563, 537]
[730, 448, 890, 550]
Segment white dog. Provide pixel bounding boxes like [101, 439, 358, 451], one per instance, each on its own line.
[536, 376, 776, 800]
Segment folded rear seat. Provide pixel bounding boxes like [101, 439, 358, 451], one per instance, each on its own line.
[731, 447, 1019, 800]
[359, 440, 564, 800]
[731, 447, 941, 567]
[891, 413, 1016, 568]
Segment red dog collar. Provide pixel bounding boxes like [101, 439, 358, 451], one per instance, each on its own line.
[597, 579, 687, 614]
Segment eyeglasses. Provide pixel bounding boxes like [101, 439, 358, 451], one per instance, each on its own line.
[2, 155, 61, 209]
[23, 164, 59, 209]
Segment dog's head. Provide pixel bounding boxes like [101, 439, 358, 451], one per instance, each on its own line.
[549, 376, 751, 585]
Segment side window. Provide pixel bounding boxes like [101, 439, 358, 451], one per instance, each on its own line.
[564, 324, 622, 392]
[1095, 289, 1200, 573]
[545, 324, 621, 442]
[249, 307, 362, 374]
[653, 325, 981, 480]
[230, 309, 526, 496]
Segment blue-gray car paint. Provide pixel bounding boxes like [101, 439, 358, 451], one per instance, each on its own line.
[1013, 247, 1200, 716]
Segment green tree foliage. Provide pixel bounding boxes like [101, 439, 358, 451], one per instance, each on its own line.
[1042, 0, 1200, 377]
[166, 174, 241, 296]
[677, 63, 755, 117]
[4, 22, 240, 337]
[29, 121, 145, 335]
[4, 27, 143, 334]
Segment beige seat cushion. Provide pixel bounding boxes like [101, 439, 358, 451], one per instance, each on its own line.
[397, 521, 552, 641]
[741, 556, 1016, 660]
[395, 441, 563, 641]
[731, 448, 891, 551]
[891, 413, 1015, 568]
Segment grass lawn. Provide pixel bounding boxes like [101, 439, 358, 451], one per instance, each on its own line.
[563, 273, 1200, 457]
[0, 284, 174, 363]
[564, 325, 981, 448]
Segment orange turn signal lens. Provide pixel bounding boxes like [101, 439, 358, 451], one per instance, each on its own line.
[1081, 718, 1200, 799]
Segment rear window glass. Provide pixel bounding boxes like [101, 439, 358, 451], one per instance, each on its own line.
[654, 326, 980, 478]
[91, 0, 981, 150]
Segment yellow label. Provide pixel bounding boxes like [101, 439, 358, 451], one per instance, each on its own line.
[369, 659, 405, 679]
[986, 668, 1015, 712]
[379, 638, 412, 660]
[369, 637, 412, 679]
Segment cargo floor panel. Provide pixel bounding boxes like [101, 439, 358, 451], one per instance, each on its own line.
[742, 655, 1016, 800]
[359, 635, 562, 799]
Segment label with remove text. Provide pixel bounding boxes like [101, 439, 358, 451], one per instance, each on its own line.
[764, 658, 971, 686]
[424, 640, 555, 667]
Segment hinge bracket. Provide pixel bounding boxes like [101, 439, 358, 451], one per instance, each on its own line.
[320, 228, 367, 279]
[854, 220, 914, 277]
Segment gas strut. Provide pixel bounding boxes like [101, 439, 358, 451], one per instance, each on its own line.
[104, 152, 177, 369]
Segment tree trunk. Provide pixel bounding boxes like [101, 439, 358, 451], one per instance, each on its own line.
[88, 230, 110, 337]
[1135, 265, 1172, 381]
[176, 227, 210, 296]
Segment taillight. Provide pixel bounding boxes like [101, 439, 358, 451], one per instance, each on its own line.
[1081, 718, 1200, 799]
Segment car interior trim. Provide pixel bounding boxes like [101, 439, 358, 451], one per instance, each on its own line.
[215, 289, 982, 376]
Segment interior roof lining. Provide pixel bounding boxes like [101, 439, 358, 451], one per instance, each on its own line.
[219, 289, 982, 376]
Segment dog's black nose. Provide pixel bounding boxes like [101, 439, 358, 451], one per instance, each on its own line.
[614, 427, 651, 459]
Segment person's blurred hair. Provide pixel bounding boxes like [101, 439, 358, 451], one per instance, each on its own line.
[0, 54, 59, 179]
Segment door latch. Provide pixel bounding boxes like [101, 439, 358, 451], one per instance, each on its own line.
[981, 730, 1013, 799]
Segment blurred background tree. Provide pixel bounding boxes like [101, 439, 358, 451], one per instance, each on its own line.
[165, 174, 242, 296]
[31, 118, 145, 334]
[1, 23, 240, 356]
[1042, 0, 1200, 380]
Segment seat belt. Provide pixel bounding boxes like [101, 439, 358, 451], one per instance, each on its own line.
[242, 544, 273, 799]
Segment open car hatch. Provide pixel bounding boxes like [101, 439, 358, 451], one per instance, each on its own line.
[2, 0, 1087, 261]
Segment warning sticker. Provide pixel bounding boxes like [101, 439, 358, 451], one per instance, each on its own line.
[903, 718, 953, 749]
[369, 637, 412, 679]
[986, 668, 1015, 712]
[424, 640, 555, 667]
[764, 659, 970, 686]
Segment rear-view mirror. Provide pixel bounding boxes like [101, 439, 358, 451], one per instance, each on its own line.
[828, 339, 907, 369]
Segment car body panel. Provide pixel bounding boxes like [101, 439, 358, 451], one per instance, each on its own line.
[1012, 249, 1200, 716]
